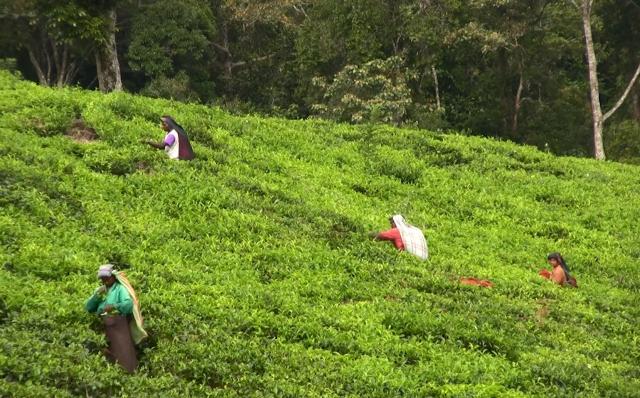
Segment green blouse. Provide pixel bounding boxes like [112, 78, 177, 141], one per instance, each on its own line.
[85, 282, 133, 315]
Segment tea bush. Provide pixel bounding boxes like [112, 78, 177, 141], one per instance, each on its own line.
[1, 70, 639, 397]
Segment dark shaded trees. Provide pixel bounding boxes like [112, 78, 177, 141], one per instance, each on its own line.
[126, 0, 216, 101]
[0, 0, 124, 91]
[2, 0, 639, 161]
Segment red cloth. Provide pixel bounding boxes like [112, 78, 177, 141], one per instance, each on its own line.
[538, 269, 552, 279]
[378, 228, 405, 250]
[459, 277, 493, 288]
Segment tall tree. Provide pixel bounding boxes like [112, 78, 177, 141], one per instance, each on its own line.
[572, 0, 640, 160]
[95, 6, 122, 92]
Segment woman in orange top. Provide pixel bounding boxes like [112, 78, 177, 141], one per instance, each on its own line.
[539, 252, 577, 287]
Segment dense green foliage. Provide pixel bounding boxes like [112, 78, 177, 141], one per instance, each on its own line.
[1, 71, 640, 397]
[311, 57, 413, 125]
[2, 0, 640, 159]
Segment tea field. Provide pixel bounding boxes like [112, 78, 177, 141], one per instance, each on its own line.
[0, 71, 639, 397]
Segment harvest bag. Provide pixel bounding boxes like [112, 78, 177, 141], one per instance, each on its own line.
[392, 214, 428, 260]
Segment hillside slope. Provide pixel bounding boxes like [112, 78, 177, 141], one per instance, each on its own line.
[1, 71, 639, 397]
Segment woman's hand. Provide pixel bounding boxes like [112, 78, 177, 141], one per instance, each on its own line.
[143, 139, 165, 149]
[103, 304, 115, 313]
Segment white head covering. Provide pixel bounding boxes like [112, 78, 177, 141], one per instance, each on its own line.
[392, 214, 428, 260]
[97, 264, 115, 278]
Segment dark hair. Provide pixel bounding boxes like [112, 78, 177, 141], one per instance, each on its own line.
[160, 115, 186, 135]
[547, 252, 571, 280]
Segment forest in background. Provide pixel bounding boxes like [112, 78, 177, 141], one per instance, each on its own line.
[1, 0, 639, 161]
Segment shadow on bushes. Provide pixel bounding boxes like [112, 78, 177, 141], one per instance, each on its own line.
[0, 297, 8, 325]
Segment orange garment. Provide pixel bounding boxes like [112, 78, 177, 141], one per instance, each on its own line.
[539, 269, 551, 279]
[459, 277, 493, 288]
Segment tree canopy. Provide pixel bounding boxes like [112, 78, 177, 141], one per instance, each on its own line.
[1, 0, 638, 161]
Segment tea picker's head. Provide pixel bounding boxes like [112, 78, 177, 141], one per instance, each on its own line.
[390, 214, 405, 228]
[97, 264, 116, 287]
[160, 116, 171, 132]
[547, 252, 564, 268]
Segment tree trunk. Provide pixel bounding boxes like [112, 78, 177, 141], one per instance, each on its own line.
[512, 70, 524, 136]
[431, 65, 441, 111]
[579, 0, 606, 160]
[214, 24, 234, 78]
[44, 44, 52, 86]
[95, 8, 122, 92]
[500, 49, 510, 135]
[26, 46, 49, 86]
[54, 43, 71, 88]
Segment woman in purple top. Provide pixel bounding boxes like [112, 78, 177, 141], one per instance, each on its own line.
[143, 115, 195, 160]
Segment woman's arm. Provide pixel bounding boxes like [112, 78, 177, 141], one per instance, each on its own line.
[85, 288, 104, 313]
[113, 284, 134, 315]
[144, 139, 166, 150]
[376, 229, 398, 241]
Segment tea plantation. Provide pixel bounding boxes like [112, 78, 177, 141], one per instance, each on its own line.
[1, 70, 639, 397]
